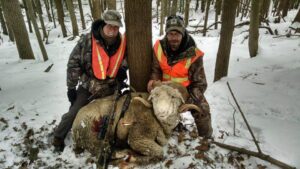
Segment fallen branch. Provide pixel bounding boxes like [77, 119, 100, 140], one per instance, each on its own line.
[206, 21, 222, 30]
[211, 141, 296, 169]
[273, 34, 300, 38]
[44, 64, 54, 72]
[259, 26, 274, 35]
[227, 82, 262, 154]
[235, 21, 250, 28]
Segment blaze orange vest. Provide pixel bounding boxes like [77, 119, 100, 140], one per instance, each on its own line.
[92, 34, 126, 80]
[153, 40, 204, 87]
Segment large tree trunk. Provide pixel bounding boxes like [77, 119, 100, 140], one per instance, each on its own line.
[25, 0, 48, 61]
[54, 0, 67, 37]
[107, 0, 116, 10]
[78, 0, 86, 30]
[0, 1, 8, 35]
[214, 0, 238, 82]
[160, 0, 167, 35]
[184, 0, 190, 27]
[203, 0, 210, 36]
[171, 0, 178, 15]
[125, 0, 152, 92]
[249, 0, 260, 58]
[66, 0, 79, 36]
[35, 0, 48, 40]
[1, 0, 35, 59]
[92, 0, 101, 20]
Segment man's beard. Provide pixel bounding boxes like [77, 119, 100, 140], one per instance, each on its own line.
[169, 41, 180, 51]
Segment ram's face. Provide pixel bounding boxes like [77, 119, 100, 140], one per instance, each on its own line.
[149, 85, 184, 126]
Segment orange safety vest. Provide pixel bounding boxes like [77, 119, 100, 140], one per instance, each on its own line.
[92, 34, 126, 80]
[153, 40, 204, 87]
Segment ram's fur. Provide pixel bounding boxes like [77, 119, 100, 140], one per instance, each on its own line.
[72, 81, 198, 165]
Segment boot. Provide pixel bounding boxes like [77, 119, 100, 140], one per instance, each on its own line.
[195, 114, 213, 138]
[52, 137, 65, 152]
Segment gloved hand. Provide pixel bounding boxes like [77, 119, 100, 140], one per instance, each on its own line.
[67, 88, 77, 106]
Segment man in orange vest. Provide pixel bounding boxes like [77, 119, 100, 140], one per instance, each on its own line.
[147, 15, 212, 138]
[52, 10, 127, 152]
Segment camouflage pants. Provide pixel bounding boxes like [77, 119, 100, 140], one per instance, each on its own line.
[54, 86, 91, 139]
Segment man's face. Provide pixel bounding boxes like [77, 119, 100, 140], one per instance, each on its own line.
[103, 24, 119, 38]
[166, 31, 183, 51]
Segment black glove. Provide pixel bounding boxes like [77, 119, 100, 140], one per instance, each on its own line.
[67, 88, 77, 106]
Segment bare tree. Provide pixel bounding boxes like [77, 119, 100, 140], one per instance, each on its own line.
[54, 0, 67, 37]
[44, 0, 53, 22]
[35, 0, 48, 40]
[107, 0, 116, 10]
[203, 0, 210, 36]
[50, 0, 57, 28]
[92, 0, 102, 20]
[214, 0, 239, 82]
[1, 0, 35, 59]
[78, 0, 86, 30]
[292, 8, 300, 23]
[125, 0, 152, 92]
[66, 0, 79, 36]
[201, 0, 206, 13]
[249, 0, 260, 58]
[214, 0, 221, 29]
[0, 0, 8, 35]
[25, 0, 48, 61]
[171, 0, 178, 15]
[160, 0, 167, 35]
[260, 0, 271, 22]
[22, 0, 33, 33]
[184, 0, 190, 27]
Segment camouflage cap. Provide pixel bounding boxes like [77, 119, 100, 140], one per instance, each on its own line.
[165, 15, 185, 35]
[102, 10, 123, 27]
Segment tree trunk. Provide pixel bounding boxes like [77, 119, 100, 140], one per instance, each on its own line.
[35, 0, 48, 40]
[160, 0, 167, 35]
[25, 0, 48, 61]
[214, 0, 238, 82]
[78, 0, 86, 30]
[66, 0, 79, 36]
[203, 0, 210, 36]
[0, 1, 8, 35]
[260, 0, 271, 21]
[54, 0, 67, 37]
[50, 0, 57, 28]
[195, 0, 199, 11]
[171, 0, 178, 15]
[240, 0, 250, 21]
[184, 0, 190, 27]
[166, 0, 171, 16]
[249, 0, 260, 58]
[107, 0, 116, 10]
[201, 0, 206, 13]
[44, 0, 53, 22]
[22, 0, 33, 33]
[1, 0, 35, 59]
[214, 0, 221, 29]
[125, 0, 152, 92]
[292, 8, 300, 23]
[92, 0, 102, 20]
[281, 0, 290, 17]
[276, 0, 289, 18]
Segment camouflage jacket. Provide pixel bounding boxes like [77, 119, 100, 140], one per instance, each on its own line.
[150, 33, 209, 111]
[67, 19, 128, 94]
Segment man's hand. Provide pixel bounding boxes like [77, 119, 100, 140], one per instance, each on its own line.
[147, 80, 155, 92]
[67, 88, 77, 106]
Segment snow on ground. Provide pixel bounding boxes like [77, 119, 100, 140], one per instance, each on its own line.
[0, 1, 299, 169]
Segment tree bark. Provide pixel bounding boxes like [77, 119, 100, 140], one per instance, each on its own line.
[184, 0, 190, 27]
[249, 0, 260, 58]
[107, 0, 116, 10]
[214, 0, 221, 29]
[0, 1, 8, 35]
[25, 0, 48, 61]
[1, 0, 35, 59]
[160, 0, 167, 35]
[125, 0, 152, 92]
[203, 0, 210, 36]
[78, 0, 86, 30]
[44, 0, 53, 22]
[22, 0, 33, 33]
[35, 0, 48, 40]
[171, 0, 178, 15]
[50, 0, 57, 28]
[54, 0, 67, 37]
[92, 0, 102, 20]
[260, 0, 271, 22]
[214, 0, 238, 82]
[66, 0, 79, 36]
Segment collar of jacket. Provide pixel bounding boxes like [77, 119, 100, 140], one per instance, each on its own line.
[160, 32, 197, 66]
[91, 19, 121, 56]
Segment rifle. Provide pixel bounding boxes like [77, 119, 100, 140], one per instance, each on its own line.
[97, 84, 120, 169]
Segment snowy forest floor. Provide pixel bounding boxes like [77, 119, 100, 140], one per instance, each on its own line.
[0, 2, 300, 169]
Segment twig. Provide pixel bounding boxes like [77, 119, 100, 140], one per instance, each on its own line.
[44, 64, 54, 72]
[211, 141, 296, 169]
[226, 82, 262, 154]
[228, 97, 237, 136]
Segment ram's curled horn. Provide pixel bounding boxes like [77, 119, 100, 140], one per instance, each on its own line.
[152, 80, 163, 88]
[178, 104, 202, 113]
[132, 96, 152, 108]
